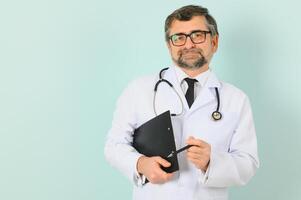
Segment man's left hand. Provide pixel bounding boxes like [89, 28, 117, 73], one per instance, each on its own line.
[186, 136, 211, 172]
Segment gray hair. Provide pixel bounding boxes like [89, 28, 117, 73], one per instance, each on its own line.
[164, 5, 219, 41]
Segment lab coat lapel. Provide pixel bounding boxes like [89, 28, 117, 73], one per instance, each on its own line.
[189, 72, 221, 113]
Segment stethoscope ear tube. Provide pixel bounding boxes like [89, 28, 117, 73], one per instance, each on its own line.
[154, 79, 173, 91]
[153, 77, 184, 116]
[159, 67, 169, 79]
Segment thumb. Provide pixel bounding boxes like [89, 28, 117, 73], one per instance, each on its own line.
[186, 136, 195, 143]
[188, 136, 195, 139]
[155, 157, 171, 168]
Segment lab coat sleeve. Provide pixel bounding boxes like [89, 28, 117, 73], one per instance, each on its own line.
[200, 96, 259, 187]
[104, 80, 143, 185]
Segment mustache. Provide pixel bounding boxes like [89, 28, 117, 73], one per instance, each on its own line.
[175, 48, 207, 69]
[178, 48, 203, 56]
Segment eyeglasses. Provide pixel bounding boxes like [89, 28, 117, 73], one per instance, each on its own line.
[169, 30, 211, 46]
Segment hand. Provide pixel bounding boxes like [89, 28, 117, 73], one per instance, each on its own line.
[186, 136, 211, 171]
[137, 156, 173, 184]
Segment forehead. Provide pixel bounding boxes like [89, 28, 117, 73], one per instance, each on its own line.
[169, 16, 208, 35]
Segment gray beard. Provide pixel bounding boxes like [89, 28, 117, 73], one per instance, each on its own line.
[174, 49, 207, 69]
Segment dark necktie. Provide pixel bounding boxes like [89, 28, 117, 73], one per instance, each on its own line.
[184, 78, 198, 108]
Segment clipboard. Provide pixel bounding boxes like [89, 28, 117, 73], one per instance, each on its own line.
[133, 111, 179, 173]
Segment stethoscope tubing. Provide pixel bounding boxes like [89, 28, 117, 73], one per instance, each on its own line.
[153, 68, 222, 120]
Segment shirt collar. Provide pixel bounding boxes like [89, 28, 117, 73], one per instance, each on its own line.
[173, 65, 211, 87]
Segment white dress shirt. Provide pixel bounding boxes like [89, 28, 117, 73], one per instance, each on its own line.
[174, 66, 210, 101]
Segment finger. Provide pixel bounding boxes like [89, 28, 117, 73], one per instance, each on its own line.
[155, 157, 171, 168]
[186, 138, 202, 146]
[164, 172, 174, 180]
[187, 151, 203, 160]
[154, 169, 173, 183]
[188, 146, 210, 157]
[187, 146, 202, 153]
[186, 137, 207, 148]
[187, 136, 195, 140]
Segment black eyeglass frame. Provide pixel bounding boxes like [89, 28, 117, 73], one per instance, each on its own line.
[169, 30, 211, 47]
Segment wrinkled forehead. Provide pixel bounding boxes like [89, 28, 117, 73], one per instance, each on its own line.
[168, 16, 208, 35]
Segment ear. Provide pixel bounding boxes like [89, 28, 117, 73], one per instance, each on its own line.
[211, 35, 219, 52]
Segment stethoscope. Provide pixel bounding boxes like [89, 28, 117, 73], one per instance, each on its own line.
[153, 67, 222, 121]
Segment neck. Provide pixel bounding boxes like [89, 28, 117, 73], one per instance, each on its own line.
[180, 65, 209, 78]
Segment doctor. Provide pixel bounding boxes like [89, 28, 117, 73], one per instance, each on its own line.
[104, 5, 259, 200]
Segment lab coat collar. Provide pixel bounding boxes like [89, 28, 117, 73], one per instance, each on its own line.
[174, 65, 211, 88]
[205, 70, 221, 88]
[170, 65, 221, 88]
[163, 66, 221, 112]
[189, 70, 221, 113]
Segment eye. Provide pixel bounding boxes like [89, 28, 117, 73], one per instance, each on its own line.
[171, 34, 186, 42]
[191, 32, 204, 39]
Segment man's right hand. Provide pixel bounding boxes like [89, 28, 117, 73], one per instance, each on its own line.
[137, 156, 173, 184]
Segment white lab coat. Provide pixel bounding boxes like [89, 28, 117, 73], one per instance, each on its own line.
[104, 66, 259, 200]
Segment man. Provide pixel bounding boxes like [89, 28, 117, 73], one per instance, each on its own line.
[104, 5, 259, 200]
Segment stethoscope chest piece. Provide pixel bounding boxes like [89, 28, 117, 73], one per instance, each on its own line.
[212, 111, 222, 121]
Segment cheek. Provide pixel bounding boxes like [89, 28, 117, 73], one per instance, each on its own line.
[200, 46, 212, 57]
[170, 48, 179, 58]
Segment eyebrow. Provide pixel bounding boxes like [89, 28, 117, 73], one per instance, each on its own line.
[171, 29, 207, 36]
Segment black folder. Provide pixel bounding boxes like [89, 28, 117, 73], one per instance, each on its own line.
[133, 111, 179, 173]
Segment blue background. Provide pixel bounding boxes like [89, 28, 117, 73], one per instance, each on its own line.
[0, 0, 300, 199]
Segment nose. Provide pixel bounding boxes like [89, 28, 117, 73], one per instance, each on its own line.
[184, 36, 196, 49]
